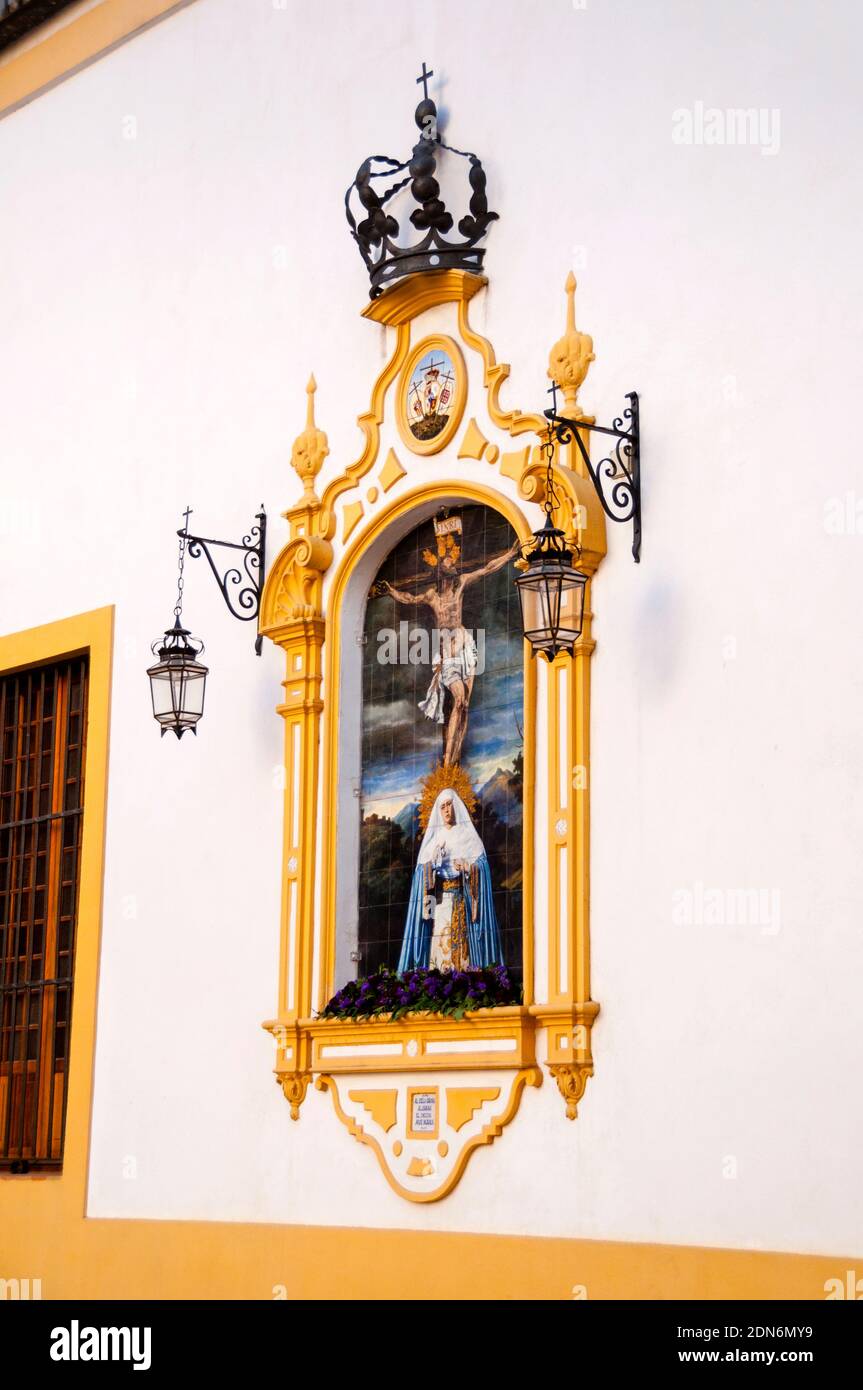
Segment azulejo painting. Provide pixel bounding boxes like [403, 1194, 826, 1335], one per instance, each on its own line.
[405, 348, 457, 442]
[397, 336, 465, 456]
[358, 504, 523, 982]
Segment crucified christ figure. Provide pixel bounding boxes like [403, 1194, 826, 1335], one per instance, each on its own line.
[381, 537, 519, 766]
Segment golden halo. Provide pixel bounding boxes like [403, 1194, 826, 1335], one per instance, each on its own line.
[418, 762, 478, 833]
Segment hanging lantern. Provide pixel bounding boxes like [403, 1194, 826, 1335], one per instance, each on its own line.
[514, 433, 589, 660]
[147, 512, 208, 737]
[147, 617, 208, 738]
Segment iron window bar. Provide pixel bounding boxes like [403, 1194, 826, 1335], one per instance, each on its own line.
[0, 656, 86, 1171]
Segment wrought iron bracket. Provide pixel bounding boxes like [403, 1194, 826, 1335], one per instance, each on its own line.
[545, 391, 641, 562]
[178, 507, 267, 654]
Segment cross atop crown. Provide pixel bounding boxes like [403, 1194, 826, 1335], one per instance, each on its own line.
[416, 61, 434, 102]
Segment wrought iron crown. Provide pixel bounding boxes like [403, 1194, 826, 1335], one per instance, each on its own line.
[345, 63, 498, 298]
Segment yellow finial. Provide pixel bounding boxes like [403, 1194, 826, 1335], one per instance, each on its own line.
[548, 271, 595, 417]
[290, 372, 328, 505]
[565, 271, 577, 334]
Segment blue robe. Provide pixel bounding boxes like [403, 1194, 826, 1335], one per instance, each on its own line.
[397, 852, 502, 973]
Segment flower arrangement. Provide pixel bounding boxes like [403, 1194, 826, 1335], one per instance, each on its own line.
[319, 965, 522, 1022]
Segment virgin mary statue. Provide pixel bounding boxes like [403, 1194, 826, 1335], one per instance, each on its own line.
[397, 790, 502, 973]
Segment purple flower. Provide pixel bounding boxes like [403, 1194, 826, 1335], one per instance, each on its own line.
[319, 959, 521, 1019]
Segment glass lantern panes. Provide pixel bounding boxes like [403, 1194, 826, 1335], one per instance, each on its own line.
[147, 620, 207, 739]
[514, 523, 588, 660]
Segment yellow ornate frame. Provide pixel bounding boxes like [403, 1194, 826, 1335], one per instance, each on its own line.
[260, 269, 607, 1191]
[396, 333, 466, 456]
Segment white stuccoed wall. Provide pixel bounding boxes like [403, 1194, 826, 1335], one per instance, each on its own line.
[1, 0, 862, 1253]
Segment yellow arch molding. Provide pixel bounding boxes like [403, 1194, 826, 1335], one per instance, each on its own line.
[318, 321, 412, 535]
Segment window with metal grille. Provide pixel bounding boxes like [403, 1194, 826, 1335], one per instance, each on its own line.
[0, 656, 88, 1170]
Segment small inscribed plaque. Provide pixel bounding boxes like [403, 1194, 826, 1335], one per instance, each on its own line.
[410, 1091, 437, 1135]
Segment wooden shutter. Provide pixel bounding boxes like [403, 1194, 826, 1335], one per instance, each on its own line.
[0, 655, 88, 1169]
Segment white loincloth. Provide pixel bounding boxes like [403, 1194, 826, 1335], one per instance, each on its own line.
[418, 629, 478, 724]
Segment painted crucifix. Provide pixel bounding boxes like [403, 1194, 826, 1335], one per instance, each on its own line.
[378, 515, 519, 766]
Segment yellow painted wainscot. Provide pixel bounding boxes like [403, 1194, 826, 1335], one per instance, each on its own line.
[260, 269, 610, 1200]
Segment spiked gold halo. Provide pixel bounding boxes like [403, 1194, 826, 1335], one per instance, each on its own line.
[418, 761, 478, 833]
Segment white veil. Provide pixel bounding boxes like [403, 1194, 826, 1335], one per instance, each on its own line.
[417, 790, 485, 866]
